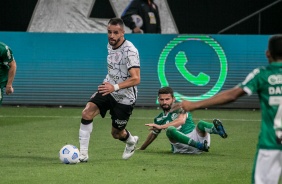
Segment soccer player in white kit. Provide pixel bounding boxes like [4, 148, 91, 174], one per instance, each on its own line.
[78, 18, 140, 161]
[172, 35, 282, 184]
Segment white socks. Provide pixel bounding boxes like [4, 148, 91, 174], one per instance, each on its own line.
[125, 132, 136, 146]
[79, 123, 93, 154]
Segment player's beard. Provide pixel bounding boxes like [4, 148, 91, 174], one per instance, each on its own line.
[161, 103, 172, 112]
[109, 37, 121, 47]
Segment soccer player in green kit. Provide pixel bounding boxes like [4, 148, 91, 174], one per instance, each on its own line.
[0, 42, 16, 105]
[171, 35, 282, 183]
[139, 86, 227, 154]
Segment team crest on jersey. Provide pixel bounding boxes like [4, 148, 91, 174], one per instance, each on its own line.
[268, 75, 282, 85]
[171, 113, 178, 120]
[114, 52, 122, 63]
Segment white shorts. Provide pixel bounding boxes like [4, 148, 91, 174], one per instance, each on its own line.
[253, 149, 282, 184]
[170, 128, 211, 154]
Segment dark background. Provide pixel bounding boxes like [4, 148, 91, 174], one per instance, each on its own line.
[0, 0, 281, 34]
[167, 0, 282, 34]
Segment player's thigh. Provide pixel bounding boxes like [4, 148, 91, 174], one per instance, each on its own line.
[110, 103, 134, 130]
[188, 129, 211, 146]
[253, 149, 282, 184]
[87, 92, 112, 118]
[82, 102, 100, 120]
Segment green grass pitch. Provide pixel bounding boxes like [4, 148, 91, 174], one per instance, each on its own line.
[0, 107, 260, 184]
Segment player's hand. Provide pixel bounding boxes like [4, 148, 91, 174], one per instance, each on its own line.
[133, 27, 143, 33]
[145, 123, 163, 130]
[5, 86, 14, 95]
[171, 100, 197, 113]
[98, 82, 114, 96]
[170, 102, 184, 113]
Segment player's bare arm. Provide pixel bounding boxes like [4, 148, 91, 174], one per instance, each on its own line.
[139, 132, 158, 150]
[145, 113, 186, 130]
[119, 67, 140, 88]
[172, 87, 246, 112]
[6, 60, 16, 95]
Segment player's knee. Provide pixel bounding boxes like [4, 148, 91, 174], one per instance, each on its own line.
[82, 110, 91, 120]
[166, 126, 176, 138]
[82, 107, 96, 120]
[197, 121, 205, 131]
[82, 103, 99, 120]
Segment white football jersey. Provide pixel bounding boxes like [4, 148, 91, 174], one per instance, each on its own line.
[105, 40, 140, 105]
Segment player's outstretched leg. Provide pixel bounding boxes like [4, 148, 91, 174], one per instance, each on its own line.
[213, 119, 228, 138]
[166, 126, 209, 152]
[122, 132, 139, 160]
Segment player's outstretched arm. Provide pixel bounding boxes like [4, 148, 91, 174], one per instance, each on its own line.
[139, 131, 158, 150]
[6, 60, 16, 95]
[172, 86, 246, 112]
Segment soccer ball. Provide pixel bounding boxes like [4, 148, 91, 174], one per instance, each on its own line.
[59, 144, 80, 164]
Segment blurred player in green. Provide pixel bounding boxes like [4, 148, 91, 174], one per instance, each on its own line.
[172, 35, 282, 183]
[0, 42, 17, 106]
[139, 86, 227, 154]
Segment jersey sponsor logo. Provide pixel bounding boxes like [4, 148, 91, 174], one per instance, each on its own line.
[108, 73, 119, 81]
[269, 96, 282, 104]
[269, 86, 282, 95]
[268, 75, 282, 85]
[107, 64, 113, 70]
[156, 117, 163, 122]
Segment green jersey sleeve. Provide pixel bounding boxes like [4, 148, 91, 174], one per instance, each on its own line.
[0, 43, 14, 64]
[238, 68, 262, 95]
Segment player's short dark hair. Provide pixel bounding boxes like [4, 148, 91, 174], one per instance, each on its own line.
[268, 35, 282, 60]
[158, 86, 174, 97]
[108, 18, 124, 28]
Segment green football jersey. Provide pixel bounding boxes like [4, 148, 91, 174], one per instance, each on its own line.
[0, 42, 14, 86]
[154, 111, 195, 134]
[239, 62, 282, 150]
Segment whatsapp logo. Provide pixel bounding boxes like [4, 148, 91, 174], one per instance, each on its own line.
[158, 35, 228, 102]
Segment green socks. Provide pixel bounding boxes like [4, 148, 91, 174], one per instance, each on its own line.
[197, 120, 217, 134]
[166, 126, 198, 147]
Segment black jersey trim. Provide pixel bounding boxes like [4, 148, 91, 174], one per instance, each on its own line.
[128, 66, 140, 71]
[113, 39, 126, 50]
